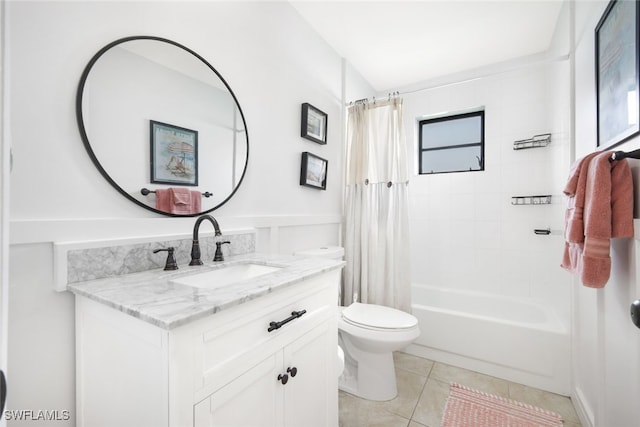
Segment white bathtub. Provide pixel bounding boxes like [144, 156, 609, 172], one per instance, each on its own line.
[404, 284, 570, 395]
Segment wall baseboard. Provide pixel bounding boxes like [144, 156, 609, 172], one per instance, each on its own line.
[572, 386, 594, 427]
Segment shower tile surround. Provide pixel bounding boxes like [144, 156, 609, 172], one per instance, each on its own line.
[66, 230, 255, 284]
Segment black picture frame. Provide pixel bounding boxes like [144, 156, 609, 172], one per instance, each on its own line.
[150, 120, 199, 186]
[300, 152, 327, 190]
[595, 0, 640, 148]
[301, 103, 328, 144]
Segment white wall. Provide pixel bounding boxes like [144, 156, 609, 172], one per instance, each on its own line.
[572, 2, 640, 426]
[1, 2, 9, 424]
[5, 1, 354, 424]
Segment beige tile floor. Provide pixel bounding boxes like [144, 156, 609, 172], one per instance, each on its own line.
[339, 352, 582, 427]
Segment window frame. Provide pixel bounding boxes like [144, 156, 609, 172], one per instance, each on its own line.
[418, 110, 485, 175]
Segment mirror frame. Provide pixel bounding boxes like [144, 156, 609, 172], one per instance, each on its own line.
[76, 35, 249, 217]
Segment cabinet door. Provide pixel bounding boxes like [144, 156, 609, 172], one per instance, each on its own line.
[196, 352, 284, 427]
[283, 321, 335, 427]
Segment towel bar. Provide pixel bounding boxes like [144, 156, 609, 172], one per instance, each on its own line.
[610, 148, 640, 162]
[141, 188, 213, 198]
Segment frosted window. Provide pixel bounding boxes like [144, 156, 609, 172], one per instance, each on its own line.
[421, 146, 483, 174]
[419, 111, 484, 174]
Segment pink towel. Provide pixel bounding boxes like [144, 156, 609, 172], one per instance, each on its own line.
[155, 189, 172, 212]
[561, 151, 634, 288]
[169, 188, 192, 214]
[155, 188, 202, 214]
[189, 190, 202, 213]
[562, 152, 600, 243]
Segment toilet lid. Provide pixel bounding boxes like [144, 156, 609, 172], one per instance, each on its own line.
[342, 303, 418, 330]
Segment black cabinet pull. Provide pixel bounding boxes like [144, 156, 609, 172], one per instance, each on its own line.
[277, 373, 288, 385]
[268, 310, 307, 332]
[287, 367, 297, 377]
[1, 369, 6, 414]
[631, 300, 640, 329]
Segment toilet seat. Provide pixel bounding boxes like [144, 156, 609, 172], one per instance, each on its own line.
[342, 302, 418, 331]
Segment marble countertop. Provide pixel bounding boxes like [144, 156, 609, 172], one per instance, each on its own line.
[67, 253, 344, 330]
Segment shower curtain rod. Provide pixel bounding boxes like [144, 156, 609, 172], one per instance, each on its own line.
[345, 52, 570, 106]
[349, 91, 400, 106]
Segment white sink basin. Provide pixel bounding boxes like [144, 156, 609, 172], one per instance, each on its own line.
[171, 263, 282, 290]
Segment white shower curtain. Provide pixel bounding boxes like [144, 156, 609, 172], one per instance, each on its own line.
[343, 98, 412, 313]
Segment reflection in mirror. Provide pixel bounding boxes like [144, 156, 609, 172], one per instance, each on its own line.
[77, 36, 249, 216]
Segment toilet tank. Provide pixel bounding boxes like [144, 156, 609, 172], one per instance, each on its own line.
[295, 246, 344, 260]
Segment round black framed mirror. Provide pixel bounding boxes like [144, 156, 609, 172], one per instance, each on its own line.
[76, 36, 249, 216]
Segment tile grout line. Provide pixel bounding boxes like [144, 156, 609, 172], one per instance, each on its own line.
[397, 356, 437, 427]
[407, 367, 430, 425]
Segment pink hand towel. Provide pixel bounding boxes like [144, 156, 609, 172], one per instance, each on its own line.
[561, 151, 634, 288]
[190, 190, 202, 213]
[155, 189, 172, 212]
[169, 188, 193, 215]
[155, 188, 202, 214]
[562, 152, 600, 243]
[610, 159, 634, 238]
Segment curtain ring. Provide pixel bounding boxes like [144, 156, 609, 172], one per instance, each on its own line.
[364, 179, 369, 185]
[387, 181, 392, 188]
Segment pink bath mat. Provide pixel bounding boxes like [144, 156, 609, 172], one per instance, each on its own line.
[441, 383, 563, 427]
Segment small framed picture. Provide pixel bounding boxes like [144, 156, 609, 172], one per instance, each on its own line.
[300, 152, 327, 190]
[150, 120, 198, 186]
[301, 103, 328, 144]
[595, 0, 640, 148]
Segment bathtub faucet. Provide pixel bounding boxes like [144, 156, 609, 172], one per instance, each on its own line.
[189, 214, 223, 265]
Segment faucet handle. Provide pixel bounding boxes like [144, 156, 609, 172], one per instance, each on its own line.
[214, 241, 231, 262]
[153, 247, 178, 271]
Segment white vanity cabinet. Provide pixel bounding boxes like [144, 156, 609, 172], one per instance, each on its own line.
[195, 320, 332, 427]
[74, 269, 340, 427]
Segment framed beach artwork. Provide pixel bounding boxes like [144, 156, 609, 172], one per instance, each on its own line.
[150, 120, 198, 186]
[300, 152, 327, 190]
[301, 103, 328, 144]
[595, 0, 640, 148]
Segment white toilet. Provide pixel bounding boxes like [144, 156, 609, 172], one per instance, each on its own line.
[295, 246, 420, 402]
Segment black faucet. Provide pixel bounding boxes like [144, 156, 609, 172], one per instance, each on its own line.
[153, 247, 178, 270]
[214, 240, 231, 261]
[190, 214, 223, 265]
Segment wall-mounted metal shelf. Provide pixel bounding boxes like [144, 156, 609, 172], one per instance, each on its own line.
[513, 133, 551, 150]
[511, 195, 552, 205]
